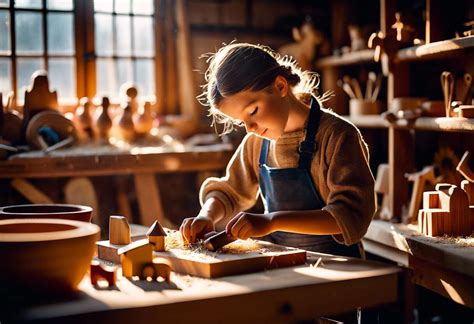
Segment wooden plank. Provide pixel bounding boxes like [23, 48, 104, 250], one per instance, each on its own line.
[316, 50, 375, 68]
[10, 178, 53, 204]
[0, 146, 233, 178]
[396, 36, 474, 62]
[134, 173, 164, 227]
[155, 241, 306, 278]
[3, 253, 400, 323]
[410, 255, 474, 308]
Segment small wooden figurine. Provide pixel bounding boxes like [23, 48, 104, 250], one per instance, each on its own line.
[133, 101, 153, 137]
[119, 239, 154, 278]
[90, 259, 117, 287]
[116, 102, 136, 142]
[147, 220, 167, 251]
[76, 97, 94, 140]
[122, 83, 139, 114]
[94, 96, 112, 143]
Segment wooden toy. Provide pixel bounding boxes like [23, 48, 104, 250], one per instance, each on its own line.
[133, 101, 153, 136]
[116, 102, 135, 142]
[374, 163, 391, 220]
[278, 21, 329, 71]
[90, 259, 117, 286]
[124, 84, 139, 114]
[22, 71, 59, 132]
[348, 24, 366, 51]
[405, 166, 438, 224]
[119, 239, 154, 278]
[418, 183, 472, 237]
[94, 97, 112, 143]
[109, 215, 131, 245]
[76, 97, 94, 139]
[0, 218, 100, 295]
[147, 220, 167, 251]
[141, 257, 172, 282]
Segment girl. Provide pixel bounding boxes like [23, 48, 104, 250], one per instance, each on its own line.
[180, 42, 375, 257]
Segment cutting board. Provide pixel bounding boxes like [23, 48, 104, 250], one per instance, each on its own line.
[154, 241, 307, 278]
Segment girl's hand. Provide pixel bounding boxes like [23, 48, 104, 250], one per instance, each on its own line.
[180, 216, 215, 244]
[225, 212, 274, 240]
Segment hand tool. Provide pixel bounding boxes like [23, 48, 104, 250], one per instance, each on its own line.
[366, 72, 376, 101]
[203, 230, 237, 251]
[371, 73, 383, 102]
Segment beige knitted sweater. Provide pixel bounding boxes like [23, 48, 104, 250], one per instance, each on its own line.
[200, 109, 376, 245]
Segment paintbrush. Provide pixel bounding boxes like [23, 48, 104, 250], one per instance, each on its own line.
[203, 230, 237, 251]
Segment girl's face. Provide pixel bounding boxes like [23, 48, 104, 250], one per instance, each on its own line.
[218, 77, 290, 140]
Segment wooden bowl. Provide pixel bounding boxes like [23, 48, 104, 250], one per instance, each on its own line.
[0, 204, 92, 222]
[0, 218, 100, 295]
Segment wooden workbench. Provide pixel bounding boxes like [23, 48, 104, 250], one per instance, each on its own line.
[363, 220, 474, 308]
[0, 143, 233, 226]
[0, 252, 401, 323]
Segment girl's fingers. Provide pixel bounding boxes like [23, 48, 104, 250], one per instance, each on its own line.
[229, 215, 247, 238]
[237, 225, 252, 240]
[226, 213, 243, 234]
[181, 218, 193, 243]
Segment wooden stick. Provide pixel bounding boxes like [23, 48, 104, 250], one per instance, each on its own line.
[371, 74, 383, 102]
[351, 78, 363, 99]
[366, 72, 376, 101]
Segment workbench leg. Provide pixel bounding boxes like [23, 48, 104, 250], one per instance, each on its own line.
[400, 268, 416, 324]
[134, 173, 165, 227]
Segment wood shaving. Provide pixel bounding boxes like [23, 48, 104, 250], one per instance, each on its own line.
[164, 229, 269, 256]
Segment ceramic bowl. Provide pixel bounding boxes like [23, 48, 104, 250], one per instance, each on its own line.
[0, 218, 100, 295]
[0, 204, 93, 222]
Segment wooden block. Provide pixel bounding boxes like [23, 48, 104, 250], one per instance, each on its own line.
[109, 215, 131, 245]
[425, 210, 448, 237]
[418, 210, 425, 233]
[96, 240, 123, 264]
[447, 187, 470, 236]
[423, 191, 440, 209]
[119, 240, 154, 278]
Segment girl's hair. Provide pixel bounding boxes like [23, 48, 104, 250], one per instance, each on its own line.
[198, 42, 326, 135]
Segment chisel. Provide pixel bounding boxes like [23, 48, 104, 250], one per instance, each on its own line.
[203, 231, 237, 251]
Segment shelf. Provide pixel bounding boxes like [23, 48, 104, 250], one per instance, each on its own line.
[341, 115, 389, 129]
[341, 115, 474, 132]
[396, 35, 474, 62]
[316, 49, 375, 68]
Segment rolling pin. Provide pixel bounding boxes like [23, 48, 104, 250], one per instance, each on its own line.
[203, 231, 237, 251]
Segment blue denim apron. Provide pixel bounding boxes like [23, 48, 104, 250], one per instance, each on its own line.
[259, 97, 360, 257]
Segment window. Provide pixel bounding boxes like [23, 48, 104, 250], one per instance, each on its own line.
[93, 0, 155, 101]
[0, 0, 76, 106]
[0, 0, 158, 109]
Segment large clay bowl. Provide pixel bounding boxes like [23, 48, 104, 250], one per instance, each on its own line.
[0, 218, 100, 295]
[0, 204, 92, 222]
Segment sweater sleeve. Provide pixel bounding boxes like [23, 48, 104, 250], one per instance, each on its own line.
[199, 134, 260, 220]
[321, 125, 376, 245]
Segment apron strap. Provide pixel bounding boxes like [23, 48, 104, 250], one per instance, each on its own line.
[259, 138, 270, 166]
[298, 96, 321, 170]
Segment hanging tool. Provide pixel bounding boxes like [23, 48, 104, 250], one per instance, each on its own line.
[440, 71, 454, 117]
[371, 73, 383, 102]
[366, 72, 376, 101]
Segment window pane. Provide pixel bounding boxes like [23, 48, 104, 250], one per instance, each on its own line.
[17, 58, 44, 100]
[97, 58, 116, 97]
[0, 10, 10, 54]
[15, 12, 43, 55]
[115, 0, 131, 14]
[116, 58, 133, 93]
[135, 59, 154, 97]
[15, 0, 42, 9]
[47, 13, 74, 55]
[94, 0, 112, 12]
[132, 0, 153, 15]
[95, 14, 113, 56]
[0, 0, 9, 8]
[48, 58, 75, 101]
[0, 58, 12, 94]
[133, 16, 154, 56]
[47, 0, 73, 10]
[115, 15, 131, 56]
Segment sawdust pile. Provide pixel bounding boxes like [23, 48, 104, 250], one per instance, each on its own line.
[164, 229, 267, 255]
